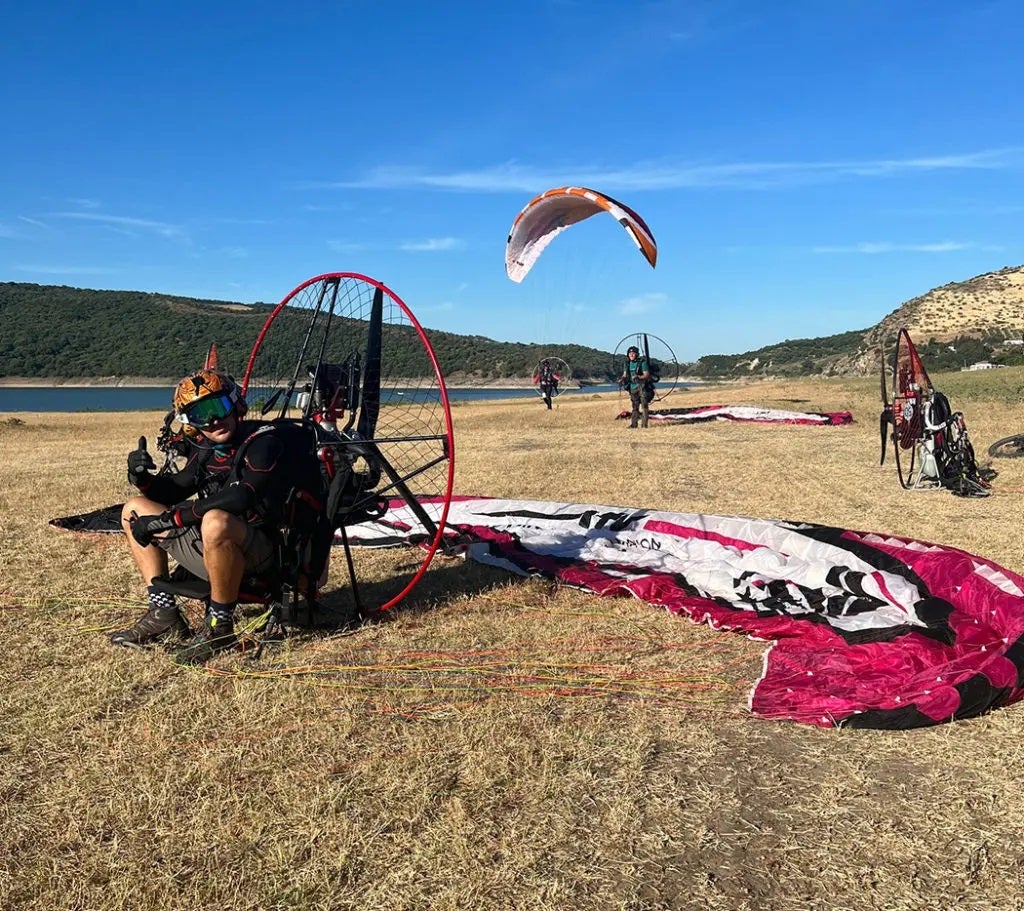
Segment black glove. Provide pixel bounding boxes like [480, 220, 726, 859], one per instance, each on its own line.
[127, 436, 157, 487]
[129, 510, 179, 548]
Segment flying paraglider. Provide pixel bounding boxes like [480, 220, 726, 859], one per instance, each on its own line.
[505, 187, 657, 284]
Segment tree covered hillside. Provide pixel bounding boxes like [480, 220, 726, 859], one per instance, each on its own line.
[0, 283, 620, 382]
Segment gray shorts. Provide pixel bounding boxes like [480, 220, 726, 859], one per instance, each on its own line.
[158, 524, 277, 580]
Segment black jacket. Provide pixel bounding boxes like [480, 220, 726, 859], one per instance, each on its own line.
[137, 421, 324, 530]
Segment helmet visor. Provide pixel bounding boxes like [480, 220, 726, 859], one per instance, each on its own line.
[183, 393, 235, 428]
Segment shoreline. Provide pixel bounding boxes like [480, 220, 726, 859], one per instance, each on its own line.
[0, 378, 566, 390]
[0, 376, 709, 389]
[0, 377, 179, 388]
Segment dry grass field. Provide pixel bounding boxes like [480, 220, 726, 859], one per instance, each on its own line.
[6, 371, 1024, 910]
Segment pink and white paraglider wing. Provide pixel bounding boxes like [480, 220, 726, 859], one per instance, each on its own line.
[505, 187, 657, 283]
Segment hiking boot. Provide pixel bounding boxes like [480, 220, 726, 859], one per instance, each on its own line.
[110, 606, 189, 649]
[173, 615, 237, 666]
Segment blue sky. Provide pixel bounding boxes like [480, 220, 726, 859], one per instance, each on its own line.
[2, 1, 1023, 363]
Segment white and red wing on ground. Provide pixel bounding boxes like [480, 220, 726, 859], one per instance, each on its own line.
[346, 495, 1024, 729]
[617, 404, 854, 425]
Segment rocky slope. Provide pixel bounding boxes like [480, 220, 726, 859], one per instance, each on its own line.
[830, 265, 1024, 375]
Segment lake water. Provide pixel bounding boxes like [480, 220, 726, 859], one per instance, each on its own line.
[0, 383, 625, 413]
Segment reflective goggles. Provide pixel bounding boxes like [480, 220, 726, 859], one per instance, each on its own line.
[182, 393, 235, 428]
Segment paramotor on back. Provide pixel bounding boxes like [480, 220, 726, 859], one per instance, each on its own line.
[242, 272, 456, 610]
[533, 355, 570, 408]
[612, 332, 680, 404]
[879, 327, 989, 497]
[505, 186, 657, 284]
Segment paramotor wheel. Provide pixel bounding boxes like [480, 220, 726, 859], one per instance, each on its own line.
[988, 434, 1024, 459]
[242, 272, 455, 612]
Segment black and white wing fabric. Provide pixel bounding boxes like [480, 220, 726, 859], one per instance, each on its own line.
[345, 495, 1024, 729]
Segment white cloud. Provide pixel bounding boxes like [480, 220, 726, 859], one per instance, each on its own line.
[52, 212, 185, 239]
[326, 237, 465, 253]
[301, 202, 353, 213]
[416, 301, 456, 313]
[326, 240, 369, 252]
[618, 292, 667, 315]
[207, 216, 275, 226]
[399, 237, 465, 252]
[812, 241, 972, 254]
[297, 147, 1022, 193]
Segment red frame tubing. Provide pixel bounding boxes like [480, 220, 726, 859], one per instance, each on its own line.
[243, 271, 456, 612]
[892, 327, 932, 489]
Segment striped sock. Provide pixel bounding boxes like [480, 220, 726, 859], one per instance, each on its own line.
[147, 586, 176, 612]
[208, 599, 235, 624]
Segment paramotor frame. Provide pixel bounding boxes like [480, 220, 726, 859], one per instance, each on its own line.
[879, 327, 989, 496]
[242, 272, 456, 611]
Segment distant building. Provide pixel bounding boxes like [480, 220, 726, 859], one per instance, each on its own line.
[963, 361, 1003, 371]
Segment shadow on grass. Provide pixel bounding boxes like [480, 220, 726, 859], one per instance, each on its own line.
[278, 549, 519, 641]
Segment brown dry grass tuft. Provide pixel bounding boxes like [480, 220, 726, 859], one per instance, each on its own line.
[5, 373, 1024, 909]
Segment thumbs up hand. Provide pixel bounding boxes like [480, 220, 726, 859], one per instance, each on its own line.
[127, 436, 157, 487]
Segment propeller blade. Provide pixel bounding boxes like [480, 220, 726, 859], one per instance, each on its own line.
[357, 286, 383, 439]
[879, 343, 891, 465]
[878, 344, 889, 408]
[260, 387, 286, 416]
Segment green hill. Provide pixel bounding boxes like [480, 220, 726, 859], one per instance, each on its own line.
[0, 283, 621, 383]
[691, 328, 869, 378]
[690, 264, 1024, 378]
[7, 266, 1024, 382]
